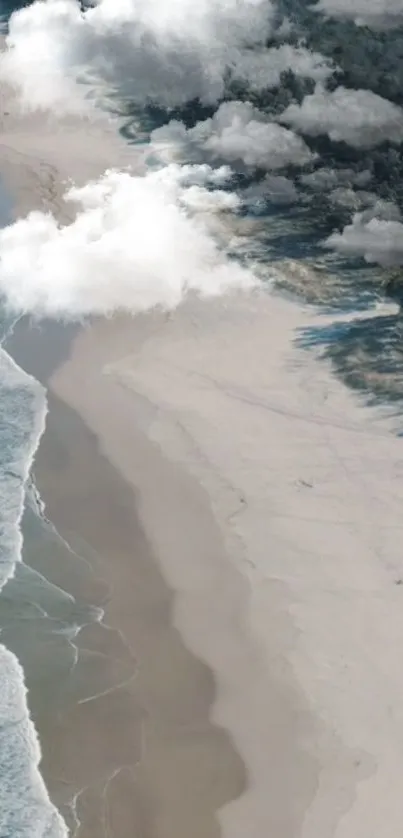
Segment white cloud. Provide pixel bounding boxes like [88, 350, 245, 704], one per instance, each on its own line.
[279, 85, 403, 149]
[311, 0, 403, 30]
[328, 188, 379, 210]
[151, 101, 315, 170]
[0, 0, 338, 113]
[0, 0, 278, 111]
[242, 174, 299, 205]
[325, 201, 403, 265]
[300, 167, 372, 191]
[0, 164, 256, 319]
[232, 43, 335, 91]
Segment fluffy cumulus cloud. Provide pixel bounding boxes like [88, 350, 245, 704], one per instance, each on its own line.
[2, 0, 403, 291]
[151, 101, 315, 170]
[0, 0, 341, 113]
[0, 164, 256, 319]
[279, 85, 403, 149]
[232, 43, 335, 91]
[0, 0, 282, 110]
[242, 174, 299, 205]
[300, 168, 372, 192]
[328, 187, 378, 210]
[325, 201, 403, 265]
[312, 0, 403, 30]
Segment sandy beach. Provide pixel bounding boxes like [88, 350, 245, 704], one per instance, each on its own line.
[1, 88, 246, 836]
[2, 73, 403, 838]
[32, 386, 245, 838]
[41, 296, 403, 838]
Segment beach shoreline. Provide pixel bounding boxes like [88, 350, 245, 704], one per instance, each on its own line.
[0, 90, 248, 836]
[3, 74, 403, 838]
[32, 371, 247, 838]
[0, 91, 254, 837]
[42, 293, 403, 838]
[37, 306, 323, 838]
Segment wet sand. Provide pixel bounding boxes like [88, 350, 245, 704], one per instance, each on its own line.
[35, 309, 322, 838]
[46, 295, 403, 838]
[4, 69, 403, 838]
[0, 83, 246, 836]
[36, 389, 246, 837]
[7, 319, 247, 838]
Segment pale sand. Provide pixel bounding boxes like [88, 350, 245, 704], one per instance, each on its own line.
[0, 85, 246, 836]
[46, 296, 403, 838]
[0, 75, 138, 219]
[2, 77, 403, 837]
[29, 387, 245, 838]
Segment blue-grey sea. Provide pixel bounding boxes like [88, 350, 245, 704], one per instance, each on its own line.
[0, 182, 101, 836]
[0, 323, 67, 835]
[0, 180, 65, 836]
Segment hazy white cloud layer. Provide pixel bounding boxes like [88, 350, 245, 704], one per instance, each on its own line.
[312, 0, 403, 30]
[2, 0, 403, 279]
[152, 101, 315, 170]
[0, 0, 282, 110]
[0, 0, 339, 112]
[0, 165, 256, 319]
[279, 85, 403, 149]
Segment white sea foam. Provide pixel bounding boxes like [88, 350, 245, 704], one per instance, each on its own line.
[0, 347, 47, 590]
[0, 646, 68, 838]
[0, 345, 68, 838]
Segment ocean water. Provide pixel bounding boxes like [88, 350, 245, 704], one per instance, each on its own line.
[0, 332, 70, 837]
[0, 176, 103, 833]
[0, 314, 104, 834]
[0, 179, 73, 836]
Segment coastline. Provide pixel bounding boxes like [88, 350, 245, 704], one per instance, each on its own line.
[43, 295, 403, 838]
[31, 379, 246, 837]
[2, 74, 403, 838]
[0, 90, 247, 835]
[36, 308, 322, 837]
